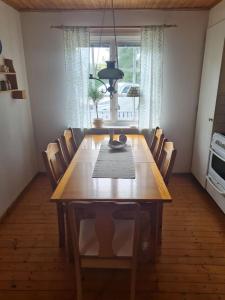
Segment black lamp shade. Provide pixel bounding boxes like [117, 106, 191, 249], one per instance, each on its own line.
[98, 61, 124, 80]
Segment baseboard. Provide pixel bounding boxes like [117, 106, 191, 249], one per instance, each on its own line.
[0, 172, 40, 223]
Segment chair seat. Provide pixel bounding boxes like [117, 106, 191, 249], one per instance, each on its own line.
[79, 219, 135, 257]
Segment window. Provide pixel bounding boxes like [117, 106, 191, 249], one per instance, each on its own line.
[89, 46, 110, 121]
[89, 35, 140, 126]
[117, 46, 140, 123]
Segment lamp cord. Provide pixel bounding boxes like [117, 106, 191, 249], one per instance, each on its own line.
[95, 0, 107, 76]
[112, 0, 119, 68]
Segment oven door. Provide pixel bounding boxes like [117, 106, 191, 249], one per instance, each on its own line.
[208, 148, 225, 189]
[206, 175, 225, 214]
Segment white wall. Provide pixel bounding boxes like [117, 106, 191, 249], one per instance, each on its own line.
[209, 0, 225, 27]
[21, 9, 209, 172]
[0, 1, 37, 217]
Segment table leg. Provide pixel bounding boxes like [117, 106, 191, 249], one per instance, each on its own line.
[147, 201, 163, 261]
[150, 203, 158, 262]
[157, 202, 163, 245]
[140, 202, 161, 263]
[65, 204, 74, 263]
[56, 203, 65, 248]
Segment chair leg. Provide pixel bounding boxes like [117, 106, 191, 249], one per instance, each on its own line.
[74, 260, 82, 300]
[157, 203, 163, 245]
[130, 267, 137, 300]
[66, 204, 74, 262]
[56, 203, 65, 248]
[139, 210, 151, 262]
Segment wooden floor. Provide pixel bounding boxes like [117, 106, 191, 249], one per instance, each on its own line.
[0, 174, 225, 300]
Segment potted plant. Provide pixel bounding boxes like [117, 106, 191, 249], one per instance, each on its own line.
[89, 86, 104, 128]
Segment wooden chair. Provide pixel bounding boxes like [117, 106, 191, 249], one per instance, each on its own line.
[56, 137, 68, 167]
[151, 128, 164, 162]
[155, 137, 168, 167]
[149, 126, 159, 151]
[42, 142, 67, 248]
[68, 201, 141, 300]
[141, 129, 152, 148]
[61, 128, 77, 165]
[157, 141, 177, 244]
[73, 128, 84, 147]
[159, 141, 177, 185]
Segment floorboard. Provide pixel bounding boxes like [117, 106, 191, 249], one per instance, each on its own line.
[0, 174, 225, 300]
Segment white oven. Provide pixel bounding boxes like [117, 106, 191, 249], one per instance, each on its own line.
[206, 133, 225, 213]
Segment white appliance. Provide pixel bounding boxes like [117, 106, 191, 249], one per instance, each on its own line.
[206, 133, 225, 214]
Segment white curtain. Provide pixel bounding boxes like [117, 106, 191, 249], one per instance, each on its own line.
[64, 27, 90, 128]
[139, 26, 164, 129]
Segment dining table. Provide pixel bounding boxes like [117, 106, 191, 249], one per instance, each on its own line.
[51, 134, 172, 261]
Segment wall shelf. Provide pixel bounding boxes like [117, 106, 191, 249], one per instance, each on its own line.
[0, 58, 26, 100]
[0, 89, 19, 93]
[0, 89, 26, 99]
[0, 72, 16, 75]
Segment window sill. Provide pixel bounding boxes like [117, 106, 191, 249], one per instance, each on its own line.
[85, 126, 140, 135]
[102, 125, 138, 129]
[90, 120, 138, 128]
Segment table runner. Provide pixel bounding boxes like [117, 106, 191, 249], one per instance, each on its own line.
[92, 142, 135, 179]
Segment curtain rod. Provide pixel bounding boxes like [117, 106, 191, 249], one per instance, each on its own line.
[50, 24, 177, 29]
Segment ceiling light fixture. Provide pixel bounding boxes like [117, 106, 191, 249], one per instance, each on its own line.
[89, 0, 124, 98]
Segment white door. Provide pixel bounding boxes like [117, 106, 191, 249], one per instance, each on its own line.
[192, 21, 225, 187]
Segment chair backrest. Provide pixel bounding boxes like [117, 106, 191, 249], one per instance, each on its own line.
[68, 201, 140, 258]
[149, 127, 160, 151]
[151, 128, 164, 161]
[159, 141, 177, 185]
[73, 128, 84, 147]
[141, 129, 152, 148]
[61, 128, 77, 164]
[42, 142, 67, 190]
[156, 137, 168, 167]
[56, 137, 68, 166]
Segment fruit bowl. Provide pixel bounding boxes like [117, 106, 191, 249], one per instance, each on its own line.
[108, 140, 127, 150]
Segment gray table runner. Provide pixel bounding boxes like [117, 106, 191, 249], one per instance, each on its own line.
[92, 142, 135, 179]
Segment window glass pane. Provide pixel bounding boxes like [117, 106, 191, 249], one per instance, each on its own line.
[89, 47, 110, 121]
[117, 47, 140, 122]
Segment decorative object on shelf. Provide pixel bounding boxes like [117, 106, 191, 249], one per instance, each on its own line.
[0, 64, 9, 72]
[89, 85, 104, 128]
[12, 90, 26, 99]
[108, 133, 127, 150]
[4, 59, 15, 73]
[0, 58, 26, 99]
[0, 40, 2, 55]
[6, 80, 12, 90]
[0, 80, 7, 91]
[89, 0, 124, 99]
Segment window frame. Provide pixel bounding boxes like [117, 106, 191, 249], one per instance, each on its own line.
[90, 34, 141, 127]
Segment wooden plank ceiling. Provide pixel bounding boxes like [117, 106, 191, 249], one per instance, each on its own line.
[2, 0, 222, 11]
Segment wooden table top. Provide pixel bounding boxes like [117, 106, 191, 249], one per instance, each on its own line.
[51, 134, 172, 202]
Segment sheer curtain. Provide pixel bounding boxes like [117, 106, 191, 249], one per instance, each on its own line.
[64, 27, 90, 128]
[139, 26, 164, 129]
